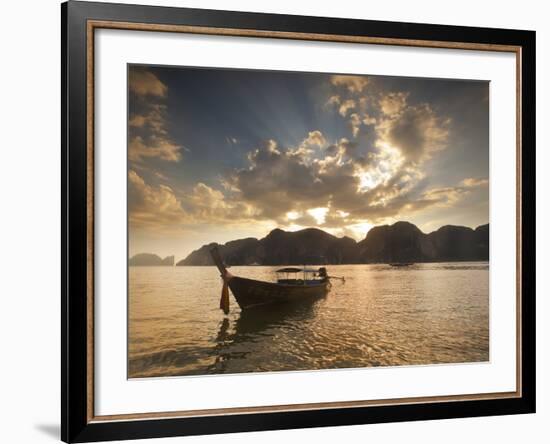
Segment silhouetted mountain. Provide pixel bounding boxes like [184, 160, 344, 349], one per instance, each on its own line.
[474, 224, 490, 259]
[161, 255, 175, 266]
[357, 221, 435, 263]
[129, 253, 175, 266]
[176, 228, 358, 266]
[181, 238, 260, 266]
[177, 222, 489, 266]
[428, 224, 489, 261]
[259, 228, 359, 265]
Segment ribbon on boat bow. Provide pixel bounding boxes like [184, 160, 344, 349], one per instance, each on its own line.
[209, 246, 233, 315]
[219, 271, 232, 315]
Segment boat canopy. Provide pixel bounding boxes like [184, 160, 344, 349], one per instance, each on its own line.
[276, 267, 319, 273]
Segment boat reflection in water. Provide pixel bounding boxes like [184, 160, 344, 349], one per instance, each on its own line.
[208, 298, 322, 374]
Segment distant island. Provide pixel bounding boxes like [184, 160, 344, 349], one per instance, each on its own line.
[176, 221, 489, 266]
[129, 253, 174, 266]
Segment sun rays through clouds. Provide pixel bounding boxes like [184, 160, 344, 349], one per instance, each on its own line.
[127, 66, 489, 258]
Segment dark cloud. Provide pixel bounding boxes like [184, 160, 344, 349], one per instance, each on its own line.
[229, 140, 327, 219]
[377, 103, 449, 162]
[225, 130, 450, 228]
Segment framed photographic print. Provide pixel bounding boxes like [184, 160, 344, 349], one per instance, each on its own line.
[61, 1, 536, 442]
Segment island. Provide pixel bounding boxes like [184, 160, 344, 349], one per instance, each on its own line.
[129, 253, 175, 266]
[176, 221, 489, 266]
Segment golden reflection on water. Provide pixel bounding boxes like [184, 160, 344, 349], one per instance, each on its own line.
[128, 263, 489, 378]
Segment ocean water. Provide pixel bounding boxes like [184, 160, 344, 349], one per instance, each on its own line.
[128, 263, 489, 378]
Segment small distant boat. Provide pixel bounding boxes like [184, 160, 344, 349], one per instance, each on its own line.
[389, 262, 414, 267]
[210, 247, 331, 312]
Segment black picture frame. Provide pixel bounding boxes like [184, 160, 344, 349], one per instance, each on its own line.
[62, 1, 536, 442]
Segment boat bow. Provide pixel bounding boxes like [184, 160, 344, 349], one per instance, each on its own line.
[211, 247, 232, 314]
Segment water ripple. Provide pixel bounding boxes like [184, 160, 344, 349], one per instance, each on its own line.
[128, 262, 489, 377]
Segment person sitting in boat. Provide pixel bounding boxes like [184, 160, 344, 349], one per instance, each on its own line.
[317, 267, 328, 281]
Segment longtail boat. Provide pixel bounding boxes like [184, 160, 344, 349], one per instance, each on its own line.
[210, 247, 331, 313]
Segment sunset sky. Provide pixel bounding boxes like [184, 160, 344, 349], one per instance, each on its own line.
[128, 65, 489, 260]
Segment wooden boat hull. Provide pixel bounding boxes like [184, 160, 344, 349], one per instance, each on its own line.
[228, 276, 329, 310]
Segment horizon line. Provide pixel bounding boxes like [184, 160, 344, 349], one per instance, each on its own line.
[129, 220, 490, 263]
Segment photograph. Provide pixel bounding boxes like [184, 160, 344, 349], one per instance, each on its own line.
[55, 1, 537, 441]
[127, 65, 490, 379]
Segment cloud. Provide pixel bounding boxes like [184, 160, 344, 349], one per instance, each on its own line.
[421, 186, 466, 207]
[324, 77, 451, 215]
[325, 95, 341, 108]
[410, 177, 489, 212]
[348, 113, 362, 137]
[379, 92, 408, 116]
[129, 128, 475, 239]
[128, 170, 186, 230]
[376, 103, 450, 162]
[189, 182, 225, 206]
[129, 170, 258, 232]
[153, 170, 170, 181]
[363, 113, 377, 125]
[129, 135, 182, 163]
[129, 114, 147, 128]
[228, 140, 327, 220]
[183, 183, 255, 222]
[129, 69, 167, 97]
[181, 182, 257, 225]
[345, 112, 377, 138]
[303, 130, 326, 147]
[330, 75, 369, 93]
[461, 177, 489, 187]
[222, 114, 461, 232]
[287, 130, 327, 159]
[128, 82, 182, 164]
[129, 104, 168, 135]
[338, 99, 356, 117]
[185, 183, 260, 226]
[226, 135, 406, 226]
